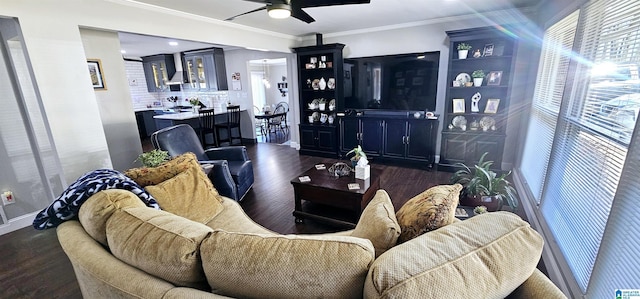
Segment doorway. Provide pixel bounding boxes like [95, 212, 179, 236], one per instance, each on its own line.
[249, 58, 290, 144]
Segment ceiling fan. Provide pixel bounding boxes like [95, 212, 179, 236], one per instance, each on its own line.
[225, 0, 371, 23]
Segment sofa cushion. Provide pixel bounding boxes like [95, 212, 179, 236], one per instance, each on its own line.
[125, 152, 199, 187]
[205, 198, 275, 235]
[395, 184, 461, 243]
[363, 212, 544, 298]
[78, 189, 147, 246]
[351, 190, 401, 257]
[201, 230, 375, 299]
[145, 164, 224, 224]
[106, 207, 213, 289]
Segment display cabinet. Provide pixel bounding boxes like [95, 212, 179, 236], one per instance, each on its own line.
[182, 48, 228, 91]
[141, 54, 180, 92]
[293, 43, 345, 157]
[439, 27, 518, 170]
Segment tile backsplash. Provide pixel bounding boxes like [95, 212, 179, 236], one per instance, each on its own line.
[124, 60, 229, 110]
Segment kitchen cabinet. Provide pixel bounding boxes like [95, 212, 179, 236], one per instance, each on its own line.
[293, 43, 345, 158]
[299, 124, 338, 158]
[141, 54, 180, 92]
[182, 48, 228, 91]
[135, 110, 158, 138]
[439, 26, 517, 170]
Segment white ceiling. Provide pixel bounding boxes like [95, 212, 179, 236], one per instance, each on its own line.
[118, 0, 540, 57]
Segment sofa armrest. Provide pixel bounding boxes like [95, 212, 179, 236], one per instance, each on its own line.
[204, 146, 248, 161]
[507, 269, 567, 299]
[200, 160, 237, 200]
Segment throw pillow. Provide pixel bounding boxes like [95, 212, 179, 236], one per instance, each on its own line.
[78, 189, 147, 246]
[145, 163, 224, 224]
[351, 190, 401, 257]
[124, 152, 199, 187]
[364, 212, 544, 298]
[201, 231, 375, 299]
[395, 184, 462, 243]
[106, 207, 213, 289]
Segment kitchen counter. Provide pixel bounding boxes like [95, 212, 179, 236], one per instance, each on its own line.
[153, 109, 246, 120]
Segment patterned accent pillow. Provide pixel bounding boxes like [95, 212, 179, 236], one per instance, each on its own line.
[395, 184, 462, 243]
[125, 152, 199, 187]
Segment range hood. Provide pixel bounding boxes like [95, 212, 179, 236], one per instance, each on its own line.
[166, 71, 186, 85]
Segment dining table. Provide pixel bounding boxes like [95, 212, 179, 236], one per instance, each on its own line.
[254, 111, 287, 138]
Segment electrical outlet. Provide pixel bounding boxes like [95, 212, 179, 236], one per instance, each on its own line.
[2, 191, 15, 205]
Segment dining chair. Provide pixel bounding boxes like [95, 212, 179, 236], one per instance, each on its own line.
[267, 104, 287, 136]
[198, 108, 217, 148]
[215, 105, 243, 146]
[253, 105, 265, 137]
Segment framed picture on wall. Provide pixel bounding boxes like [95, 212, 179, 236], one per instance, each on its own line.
[87, 59, 106, 90]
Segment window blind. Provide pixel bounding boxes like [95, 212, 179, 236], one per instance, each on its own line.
[520, 11, 579, 202]
[539, 0, 640, 293]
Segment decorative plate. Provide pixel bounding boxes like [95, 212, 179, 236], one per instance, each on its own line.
[452, 115, 468, 128]
[312, 111, 320, 121]
[327, 78, 336, 89]
[329, 99, 336, 111]
[479, 116, 496, 130]
[455, 73, 471, 84]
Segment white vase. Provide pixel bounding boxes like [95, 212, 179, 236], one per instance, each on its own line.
[319, 103, 326, 111]
[458, 50, 469, 60]
[319, 77, 327, 90]
[473, 78, 483, 87]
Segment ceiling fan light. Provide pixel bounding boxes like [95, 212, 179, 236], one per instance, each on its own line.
[268, 4, 291, 19]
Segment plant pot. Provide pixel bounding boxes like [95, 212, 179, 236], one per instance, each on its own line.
[473, 77, 484, 87]
[458, 49, 469, 60]
[460, 195, 501, 211]
[319, 103, 326, 111]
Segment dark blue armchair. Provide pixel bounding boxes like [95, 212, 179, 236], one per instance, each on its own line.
[150, 124, 254, 201]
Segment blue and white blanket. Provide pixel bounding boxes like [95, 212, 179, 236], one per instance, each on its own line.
[33, 169, 160, 230]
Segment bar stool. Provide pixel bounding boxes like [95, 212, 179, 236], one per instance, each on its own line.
[215, 105, 243, 146]
[198, 108, 217, 148]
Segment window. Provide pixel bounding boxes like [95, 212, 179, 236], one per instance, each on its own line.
[519, 0, 640, 297]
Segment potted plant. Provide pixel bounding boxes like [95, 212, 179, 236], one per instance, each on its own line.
[472, 69, 485, 86]
[135, 149, 169, 167]
[450, 152, 518, 211]
[318, 98, 326, 111]
[347, 145, 367, 167]
[457, 43, 472, 59]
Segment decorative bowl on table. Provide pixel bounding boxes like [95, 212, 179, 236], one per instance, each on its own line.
[328, 162, 352, 177]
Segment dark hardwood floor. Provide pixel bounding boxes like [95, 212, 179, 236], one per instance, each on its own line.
[0, 142, 487, 298]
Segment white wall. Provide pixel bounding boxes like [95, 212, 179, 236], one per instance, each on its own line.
[80, 28, 143, 171]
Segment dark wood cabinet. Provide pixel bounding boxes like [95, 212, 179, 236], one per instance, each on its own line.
[339, 117, 383, 157]
[182, 48, 228, 91]
[299, 124, 338, 157]
[439, 27, 517, 170]
[141, 54, 180, 92]
[293, 44, 345, 158]
[382, 119, 439, 167]
[340, 115, 438, 168]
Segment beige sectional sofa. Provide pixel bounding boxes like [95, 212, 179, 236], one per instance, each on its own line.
[56, 154, 566, 298]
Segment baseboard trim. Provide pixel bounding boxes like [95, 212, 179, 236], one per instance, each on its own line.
[0, 211, 39, 236]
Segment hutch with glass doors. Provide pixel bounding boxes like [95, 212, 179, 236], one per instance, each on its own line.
[293, 43, 345, 158]
[439, 27, 518, 170]
[141, 54, 180, 92]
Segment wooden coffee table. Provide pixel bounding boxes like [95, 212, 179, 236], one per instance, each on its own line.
[290, 164, 381, 228]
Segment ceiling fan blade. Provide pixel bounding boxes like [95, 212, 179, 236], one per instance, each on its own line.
[298, 0, 370, 8]
[291, 5, 315, 23]
[225, 6, 267, 21]
[242, 0, 272, 3]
